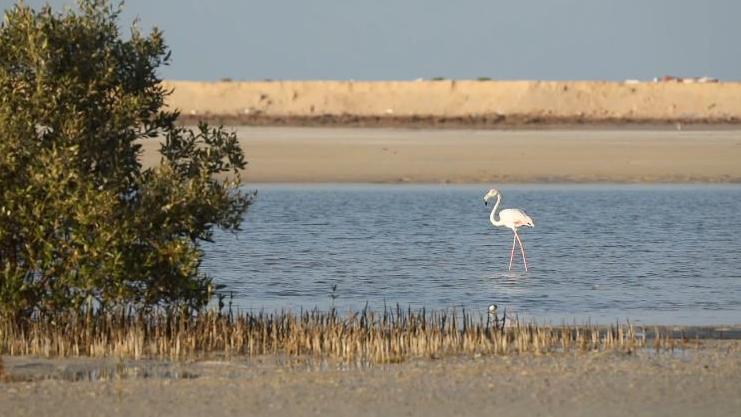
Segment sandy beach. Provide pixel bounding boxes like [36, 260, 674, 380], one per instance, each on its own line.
[146, 81, 741, 183]
[164, 81, 741, 124]
[2, 341, 740, 417]
[140, 127, 741, 183]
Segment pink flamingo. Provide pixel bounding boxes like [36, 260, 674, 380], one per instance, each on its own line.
[483, 188, 534, 271]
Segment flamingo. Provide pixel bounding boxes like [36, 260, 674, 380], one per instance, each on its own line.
[483, 188, 534, 271]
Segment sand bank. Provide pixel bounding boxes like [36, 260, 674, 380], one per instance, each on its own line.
[140, 128, 741, 183]
[164, 80, 741, 127]
[2, 341, 740, 417]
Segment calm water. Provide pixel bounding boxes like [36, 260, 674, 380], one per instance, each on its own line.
[202, 184, 741, 325]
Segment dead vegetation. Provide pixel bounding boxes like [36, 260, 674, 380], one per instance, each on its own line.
[175, 113, 741, 130]
[0, 307, 683, 363]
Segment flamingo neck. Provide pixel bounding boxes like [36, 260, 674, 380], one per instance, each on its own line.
[489, 194, 505, 227]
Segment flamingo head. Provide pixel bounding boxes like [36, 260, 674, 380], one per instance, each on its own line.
[483, 188, 500, 205]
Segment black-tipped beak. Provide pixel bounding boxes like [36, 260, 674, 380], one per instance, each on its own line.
[484, 200, 488, 206]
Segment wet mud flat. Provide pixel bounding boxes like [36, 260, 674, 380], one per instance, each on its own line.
[137, 127, 741, 183]
[1, 340, 739, 417]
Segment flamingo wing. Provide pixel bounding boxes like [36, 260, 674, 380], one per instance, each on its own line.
[499, 208, 534, 228]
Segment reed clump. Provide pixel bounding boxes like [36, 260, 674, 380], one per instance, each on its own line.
[0, 307, 679, 363]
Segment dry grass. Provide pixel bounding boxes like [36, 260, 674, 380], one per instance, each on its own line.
[0, 307, 681, 363]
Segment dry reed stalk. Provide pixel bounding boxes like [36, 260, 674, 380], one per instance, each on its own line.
[0, 307, 681, 363]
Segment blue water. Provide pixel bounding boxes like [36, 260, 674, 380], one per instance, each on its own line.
[202, 184, 741, 325]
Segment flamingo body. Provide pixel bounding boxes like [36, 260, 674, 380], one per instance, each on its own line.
[483, 188, 534, 271]
[495, 208, 534, 231]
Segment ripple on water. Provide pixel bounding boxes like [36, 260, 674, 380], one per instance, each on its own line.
[202, 184, 741, 325]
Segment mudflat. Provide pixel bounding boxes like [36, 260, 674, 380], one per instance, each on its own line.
[2, 341, 739, 417]
[140, 127, 741, 183]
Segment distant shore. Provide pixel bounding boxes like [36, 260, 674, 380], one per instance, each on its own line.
[176, 113, 741, 130]
[164, 80, 741, 128]
[152, 80, 741, 183]
[140, 127, 741, 183]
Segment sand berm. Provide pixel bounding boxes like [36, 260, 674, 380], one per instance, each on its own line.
[164, 80, 741, 125]
[143, 81, 741, 183]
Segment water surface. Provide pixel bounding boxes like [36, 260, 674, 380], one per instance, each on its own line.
[202, 184, 741, 325]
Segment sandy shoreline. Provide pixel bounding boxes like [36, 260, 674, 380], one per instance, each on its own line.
[2, 341, 740, 417]
[164, 81, 741, 124]
[157, 81, 741, 183]
[140, 127, 741, 183]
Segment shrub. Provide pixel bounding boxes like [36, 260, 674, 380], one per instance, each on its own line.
[0, 0, 252, 318]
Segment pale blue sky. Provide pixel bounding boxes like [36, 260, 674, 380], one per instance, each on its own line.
[3, 0, 740, 80]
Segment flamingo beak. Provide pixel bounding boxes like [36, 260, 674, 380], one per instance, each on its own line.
[484, 200, 488, 206]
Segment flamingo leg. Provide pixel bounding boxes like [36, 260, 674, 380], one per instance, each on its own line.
[508, 233, 517, 271]
[514, 230, 529, 272]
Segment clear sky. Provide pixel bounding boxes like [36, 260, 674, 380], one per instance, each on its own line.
[3, 0, 740, 81]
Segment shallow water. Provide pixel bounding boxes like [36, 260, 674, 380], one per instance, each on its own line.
[202, 184, 741, 325]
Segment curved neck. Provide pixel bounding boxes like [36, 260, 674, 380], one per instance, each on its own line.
[489, 194, 504, 226]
